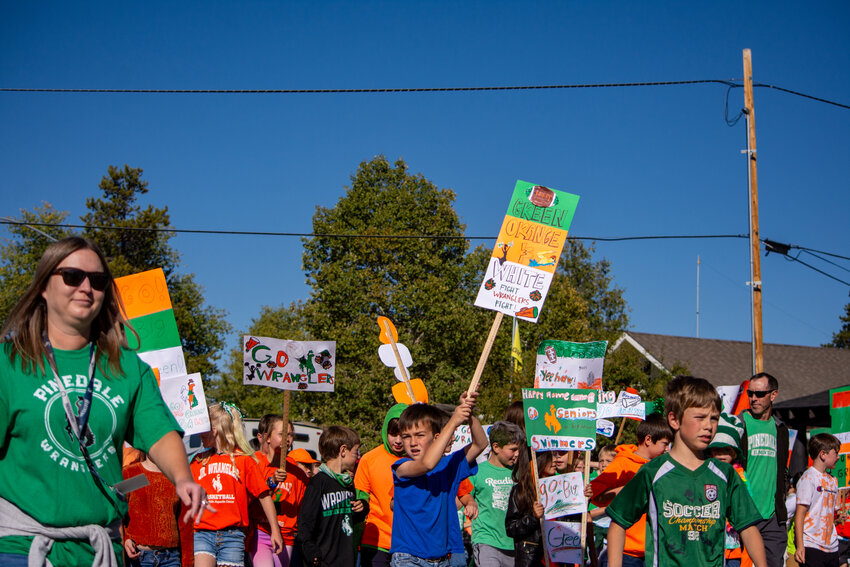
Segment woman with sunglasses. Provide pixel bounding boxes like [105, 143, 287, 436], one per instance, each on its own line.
[0, 236, 207, 566]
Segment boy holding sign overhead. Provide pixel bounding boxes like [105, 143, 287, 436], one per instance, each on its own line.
[606, 376, 767, 567]
[390, 393, 488, 567]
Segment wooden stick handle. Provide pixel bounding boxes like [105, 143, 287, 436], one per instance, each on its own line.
[531, 450, 549, 564]
[383, 321, 417, 403]
[467, 311, 505, 395]
[614, 416, 627, 444]
[580, 450, 591, 553]
[281, 390, 291, 464]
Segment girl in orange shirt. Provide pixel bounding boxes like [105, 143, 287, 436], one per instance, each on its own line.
[191, 403, 283, 567]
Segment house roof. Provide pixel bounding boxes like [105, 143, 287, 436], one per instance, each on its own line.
[613, 331, 850, 405]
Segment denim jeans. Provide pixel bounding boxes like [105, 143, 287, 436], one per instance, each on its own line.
[194, 527, 246, 566]
[391, 551, 451, 567]
[130, 547, 181, 567]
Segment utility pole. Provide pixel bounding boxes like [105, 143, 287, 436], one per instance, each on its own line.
[743, 49, 764, 375]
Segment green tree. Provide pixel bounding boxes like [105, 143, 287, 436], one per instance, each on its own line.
[83, 165, 231, 376]
[824, 302, 850, 349]
[213, 156, 638, 449]
[0, 203, 72, 323]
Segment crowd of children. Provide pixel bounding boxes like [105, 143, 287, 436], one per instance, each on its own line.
[118, 377, 850, 567]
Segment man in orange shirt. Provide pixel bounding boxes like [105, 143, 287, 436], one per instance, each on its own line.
[354, 403, 407, 567]
[589, 413, 673, 567]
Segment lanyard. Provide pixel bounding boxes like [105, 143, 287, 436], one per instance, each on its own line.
[42, 335, 127, 504]
[43, 336, 96, 442]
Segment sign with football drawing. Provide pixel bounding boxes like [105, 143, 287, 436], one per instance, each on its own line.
[474, 180, 580, 323]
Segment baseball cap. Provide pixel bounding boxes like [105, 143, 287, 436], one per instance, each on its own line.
[289, 448, 320, 464]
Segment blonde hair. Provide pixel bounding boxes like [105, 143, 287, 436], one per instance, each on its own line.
[1, 236, 138, 377]
[204, 402, 258, 465]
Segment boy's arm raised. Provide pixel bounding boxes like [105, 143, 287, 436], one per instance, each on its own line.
[464, 392, 488, 464]
[395, 402, 471, 479]
[740, 524, 767, 567]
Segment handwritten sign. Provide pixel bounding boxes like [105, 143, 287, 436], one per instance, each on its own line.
[522, 388, 597, 451]
[535, 340, 606, 389]
[596, 390, 647, 420]
[159, 373, 210, 435]
[543, 521, 583, 564]
[474, 181, 580, 323]
[538, 472, 585, 519]
[243, 336, 336, 392]
[597, 419, 615, 437]
[115, 268, 186, 382]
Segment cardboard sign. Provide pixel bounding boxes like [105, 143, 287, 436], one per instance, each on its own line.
[534, 340, 606, 389]
[474, 181, 580, 322]
[834, 454, 850, 489]
[596, 390, 647, 420]
[115, 268, 186, 381]
[243, 336, 336, 392]
[522, 388, 597, 451]
[543, 521, 583, 564]
[159, 373, 210, 435]
[538, 472, 586, 519]
[832, 387, 850, 453]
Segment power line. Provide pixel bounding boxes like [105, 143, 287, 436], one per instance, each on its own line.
[0, 79, 736, 94]
[2, 80, 846, 109]
[0, 218, 747, 242]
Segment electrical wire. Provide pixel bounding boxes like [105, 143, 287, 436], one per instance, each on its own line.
[0, 79, 737, 94]
[0, 219, 748, 242]
[2, 80, 847, 109]
[753, 83, 850, 110]
[782, 253, 850, 287]
[799, 249, 850, 275]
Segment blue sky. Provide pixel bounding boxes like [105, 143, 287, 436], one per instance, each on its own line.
[2, 2, 848, 356]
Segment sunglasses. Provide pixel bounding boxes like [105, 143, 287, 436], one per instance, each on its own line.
[52, 267, 111, 292]
[746, 389, 775, 399]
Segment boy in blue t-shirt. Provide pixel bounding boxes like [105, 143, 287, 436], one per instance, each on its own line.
[390, 392, 488, 567]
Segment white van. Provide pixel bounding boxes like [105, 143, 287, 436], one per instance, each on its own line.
[183, 419, 323, 461]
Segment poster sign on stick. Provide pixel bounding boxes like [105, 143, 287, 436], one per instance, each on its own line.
[522, 388, 597, 451]
[831, 386, 850, 454]
[115, 268, 186, 381]
[596, 390, 647, 420]
[243, 336, 336, 392]
[538, 472, 585, 519]
[159, 373, 210, 435]
[474, 181, 580, 323]
[534, 340, 607, 389]
[543, 521, 583, 564]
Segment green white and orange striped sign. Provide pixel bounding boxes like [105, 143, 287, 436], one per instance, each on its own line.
[115, 268, 186, 383]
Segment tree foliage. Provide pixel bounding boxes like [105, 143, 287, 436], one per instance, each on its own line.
[824, 302, 850, 349]
[0, 165, 230, 377]
[82, 165, 231, 376]
[0, 203, 72, 323]
[212, 156, 643, 450]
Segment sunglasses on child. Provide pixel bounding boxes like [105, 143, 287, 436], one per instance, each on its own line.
[52, 267, 111, 292]
[746, 389, 775, 399]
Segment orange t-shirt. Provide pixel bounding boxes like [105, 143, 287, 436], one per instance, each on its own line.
[354, 445, 402, 551]
[250, 452, 308, 545]
[589, 445, 648, 558]
[191, 452, 268, 531]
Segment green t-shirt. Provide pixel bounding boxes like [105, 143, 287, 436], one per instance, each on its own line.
[0, 344, 181, 566]
[470, 460, 515, 551]
[742, 412, 778, 519]
[607, 453, 761, 567]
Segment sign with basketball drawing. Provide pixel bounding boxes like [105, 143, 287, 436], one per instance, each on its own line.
[243, 336, 336, 392]
[474, 180, 580, 323]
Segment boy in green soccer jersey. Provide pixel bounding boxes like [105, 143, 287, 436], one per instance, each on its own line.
[605, 376, 768, 567]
